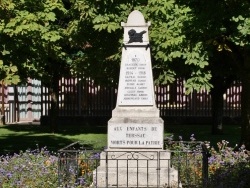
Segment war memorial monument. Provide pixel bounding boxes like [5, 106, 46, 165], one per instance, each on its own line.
[94, 10, 179, 188]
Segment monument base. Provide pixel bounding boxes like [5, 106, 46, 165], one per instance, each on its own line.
[93, 149, 181, 188]
[93, 149, 180, 188]
[108, 106, 164, 149]
[108, 116, 164, 149]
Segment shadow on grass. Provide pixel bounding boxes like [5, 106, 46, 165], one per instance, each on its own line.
[2, 123, 107, 134]
[0, 134, 75, 155]
[165, 124, 241, 148]
[0, 123, 107, 155]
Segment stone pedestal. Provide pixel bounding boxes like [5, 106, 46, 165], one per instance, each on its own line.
[108, 107, 164, 149]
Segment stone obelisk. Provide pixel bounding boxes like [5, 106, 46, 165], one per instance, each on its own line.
[108, 10, 163, 150]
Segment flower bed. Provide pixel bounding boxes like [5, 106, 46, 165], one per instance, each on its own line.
[0, 146, 58, 187]
[207, 141, 250, 187]
[0, 139, 249, 188]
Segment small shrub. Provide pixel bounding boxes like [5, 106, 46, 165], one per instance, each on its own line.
[165, 135, 250, 188]
[0, 147, 58, 188]
[165, 134, 205, 187]
[58, 149, 100, 188]
[207, 141, 250, 188]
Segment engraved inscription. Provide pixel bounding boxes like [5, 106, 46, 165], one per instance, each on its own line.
[109, 124, 163, 148]
[123, 54, 148, 101]
[118, 50, 154, 105]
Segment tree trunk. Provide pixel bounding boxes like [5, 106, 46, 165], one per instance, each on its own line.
[211, 77, 224, 134]
[240, 49, 250, 150]
[0, 81, 5, 125]
[49, 79, 59, 133]
[49, 76, 59, 133]
[14, 85, 20, 122]
[211, 93, 224, 134]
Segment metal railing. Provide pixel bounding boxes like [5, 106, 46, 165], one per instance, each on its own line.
[58, 141, 210, 188]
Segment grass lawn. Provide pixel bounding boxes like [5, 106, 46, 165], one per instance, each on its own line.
[0, 122, 241, 155]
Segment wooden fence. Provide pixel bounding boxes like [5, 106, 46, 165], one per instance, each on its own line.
[41, 78, 241, 118]
[0, 78, 241, 124]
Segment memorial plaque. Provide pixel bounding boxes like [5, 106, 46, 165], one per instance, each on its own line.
[118, 50, 154, 106]
[108, 123, 163, 148]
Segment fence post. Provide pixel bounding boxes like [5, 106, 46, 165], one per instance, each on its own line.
[201, 143, 211, 187]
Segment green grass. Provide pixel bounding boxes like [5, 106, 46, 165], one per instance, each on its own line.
[0, 123, 241, 155]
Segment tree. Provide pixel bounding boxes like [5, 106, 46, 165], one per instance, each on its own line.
[68, 0, 250, 149]
[150, 0, 250, 148]
[0, 0, 69, 132]
[1, 0, 250, 147]
[65, 0, 133, 86]
[0, 60, 19, 124]
[175, 0, 250, 148]
[232, 12, 250, 148]
[209, 48, 238, 135]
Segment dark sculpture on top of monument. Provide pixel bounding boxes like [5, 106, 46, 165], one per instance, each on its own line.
[128, 29, 147, 43]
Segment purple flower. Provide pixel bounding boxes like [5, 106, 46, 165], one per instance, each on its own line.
[78, 177, 85, 185]
[6, 172, 13, 179]
[0, 168, 5, 174]
[91, 153, 100, 160]
[208, 156, 216, 164]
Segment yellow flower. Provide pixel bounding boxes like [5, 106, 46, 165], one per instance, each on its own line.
[45, 160, 51, 166]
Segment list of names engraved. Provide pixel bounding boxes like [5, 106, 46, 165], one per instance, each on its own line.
[118, 50, 153, 105]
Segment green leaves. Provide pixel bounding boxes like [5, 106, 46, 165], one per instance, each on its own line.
[0, 0, 68, 84]
[154, 69, 176, 85]
[232, 15, 245, 23]
[45, 12, 57, 22]
[184, 43, 209, 69]
[231, 15, 250, 46]
[148, 1, 205, 89]
[185, 71, 213, 94]
[1, 46, 10, 56]
[41, 30, 62, 42]
[93, 15, 120, 32]
[0, 60, 20, 85]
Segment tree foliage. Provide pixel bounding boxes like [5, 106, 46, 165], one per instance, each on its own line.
[66, 0, 250, 148]
[66, 0, 213, 92]
[1, 0, 250, 146]
[0, 0, 68, 84]
[0, 0, 70, 131]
